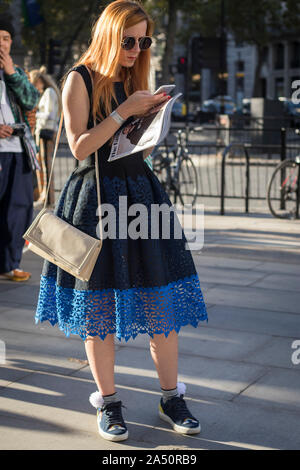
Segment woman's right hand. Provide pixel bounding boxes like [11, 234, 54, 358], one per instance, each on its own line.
[118, 91, 170, 119]
[0, 124, 13, 139]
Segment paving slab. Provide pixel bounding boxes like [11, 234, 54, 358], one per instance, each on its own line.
[0, 284, 40, 307]
[234, 368, 300, 413]
[250, 272, 300, 292]
[0, 305, 64, 337]
[194, 254, 300, 276]
[194, 265, 267, 286]
[0, 283, 20, 294]
[195, 397, 300, 450]
[193, 254, 263, 271]
[1, 370, 299, 450]
[202, 212, 300, 235]
[199, 219, 300, 263]
[204, 284, 300, 315]
[207, 305, 300, 338]
[250, 261, 300, 276]
[0, 366, 34, 390]
[1, 325, 86, 376]
[245, 336, 300, 370]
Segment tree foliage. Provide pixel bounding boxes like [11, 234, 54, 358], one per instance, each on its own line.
[22, 0, 111, 78]
[0, 0, 12, 15]
[15, 0, 300, 95]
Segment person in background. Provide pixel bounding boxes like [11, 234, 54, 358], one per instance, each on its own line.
[29, 67, 61, 143]
[0, 18, 39, 282]
[29, 67, 61, 204]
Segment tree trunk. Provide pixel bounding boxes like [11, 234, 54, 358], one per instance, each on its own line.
[161, 0, 179, 84]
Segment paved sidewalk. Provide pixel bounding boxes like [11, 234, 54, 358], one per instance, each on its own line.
[0, 210, 300, 450]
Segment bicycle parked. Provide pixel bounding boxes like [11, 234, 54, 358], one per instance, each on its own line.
[152, 128, 199, 207]
[267, 155, 300, 219]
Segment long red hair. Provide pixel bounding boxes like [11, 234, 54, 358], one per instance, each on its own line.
[73, 0, 154, 121]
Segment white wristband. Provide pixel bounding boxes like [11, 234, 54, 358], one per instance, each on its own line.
[110, 110, 126, 125]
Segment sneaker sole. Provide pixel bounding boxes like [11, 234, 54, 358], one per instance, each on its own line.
[0, 275, 31, 282]
[97, 425, 129, 442]
[159, 409, 201, 435]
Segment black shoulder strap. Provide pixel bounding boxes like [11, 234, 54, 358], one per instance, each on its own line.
[69, 65, 93, 127]
[71, 65, 92, 101]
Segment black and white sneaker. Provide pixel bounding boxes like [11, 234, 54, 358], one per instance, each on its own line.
[97, 401, 128, 442]
[159, 394, 201, 435]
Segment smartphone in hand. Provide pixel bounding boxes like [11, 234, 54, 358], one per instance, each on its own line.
[153, 85, 176, 96]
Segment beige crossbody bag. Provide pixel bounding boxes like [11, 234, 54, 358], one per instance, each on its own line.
[23, 71, 103, 282]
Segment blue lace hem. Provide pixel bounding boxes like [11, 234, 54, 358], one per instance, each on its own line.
[35, 274, 208, 342]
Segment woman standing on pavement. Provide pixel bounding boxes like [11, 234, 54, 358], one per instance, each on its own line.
[35, 0, 207, 442]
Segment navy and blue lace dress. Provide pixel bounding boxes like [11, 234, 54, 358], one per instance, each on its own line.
[35, 65, 208, 342]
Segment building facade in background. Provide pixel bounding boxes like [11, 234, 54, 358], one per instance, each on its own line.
[223, 35, 300, 104]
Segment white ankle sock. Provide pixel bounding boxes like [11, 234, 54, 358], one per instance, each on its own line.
[161, 386, 179, 403]
[102, 392, 119, 406]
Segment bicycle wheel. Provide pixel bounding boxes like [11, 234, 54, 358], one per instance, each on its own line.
[267, 159, 300, 219]
[177, 156, 198, 206]
[152, 150, 172, 194]
[152, 150, 181, 205]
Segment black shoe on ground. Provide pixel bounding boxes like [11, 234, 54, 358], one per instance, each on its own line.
[97, 401, 128, 441]
[159, 394, 201, 435]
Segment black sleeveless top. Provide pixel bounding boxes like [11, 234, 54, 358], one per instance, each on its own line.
[69, 65, 143, 180]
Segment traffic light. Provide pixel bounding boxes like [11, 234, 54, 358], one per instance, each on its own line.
[191, 37, 203, 74]
[48, 38, 62, 74]
[177, 56, 187, 74]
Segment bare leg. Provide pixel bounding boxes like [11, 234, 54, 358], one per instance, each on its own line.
[149, 330, 178, 390]
[85, 334, 115, 396]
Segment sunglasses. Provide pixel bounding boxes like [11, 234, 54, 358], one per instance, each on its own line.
[121, 36, 152, 51]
